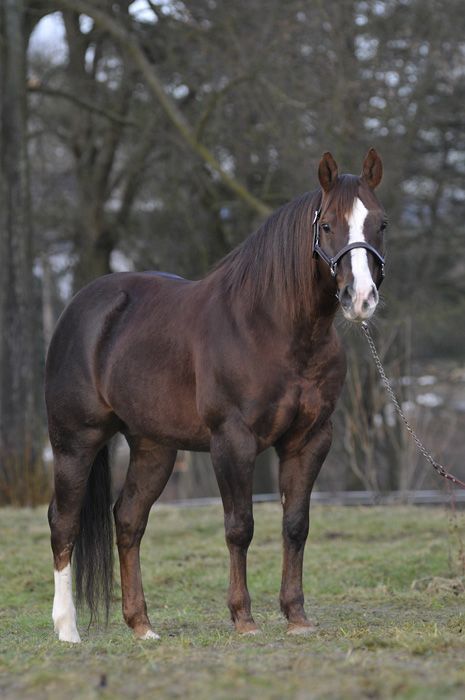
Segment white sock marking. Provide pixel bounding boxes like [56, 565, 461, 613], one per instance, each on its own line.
[52, 564, 81, 643]
[139, 629, 161, 640]
[345, 197, 378, 318]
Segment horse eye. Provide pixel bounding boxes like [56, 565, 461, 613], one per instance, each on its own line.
[380, 221, 388, 233]
[321, 223, 331, 233]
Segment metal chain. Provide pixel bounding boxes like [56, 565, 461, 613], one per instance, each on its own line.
[361, 322, 465, 489]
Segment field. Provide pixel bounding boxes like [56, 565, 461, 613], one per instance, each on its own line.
[2, 503, 465, 699]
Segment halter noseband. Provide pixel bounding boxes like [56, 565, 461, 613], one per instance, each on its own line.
[312, 209, 385, 283]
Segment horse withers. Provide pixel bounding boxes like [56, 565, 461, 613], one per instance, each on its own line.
[46, 148, 386, 642]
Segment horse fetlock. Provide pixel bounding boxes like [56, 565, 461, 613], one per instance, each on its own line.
[228, 583, 251, 607]
[123, 593, 157, 638]
[229, 601, 257, 634]
[123, 607, 150, 631]
[280, 591, 305, 620]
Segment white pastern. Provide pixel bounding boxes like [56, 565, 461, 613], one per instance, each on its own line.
[346, 198, 378, 318]
[52, 564, 81, 643]
[139, 629, 161, 640]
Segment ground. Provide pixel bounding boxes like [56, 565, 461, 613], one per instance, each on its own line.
[2, 503, 465, 699]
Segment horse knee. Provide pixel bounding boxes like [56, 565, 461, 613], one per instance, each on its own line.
[225, 512, 254, 549]
[283, 509, 309, 548]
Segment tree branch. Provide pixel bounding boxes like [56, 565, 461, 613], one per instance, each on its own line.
[54, 0, 271, 218]
[27, 83, 139, 128]
[194, 74, 255, 142]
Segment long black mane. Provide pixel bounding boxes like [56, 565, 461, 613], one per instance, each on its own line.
[211, 174, 360, 318]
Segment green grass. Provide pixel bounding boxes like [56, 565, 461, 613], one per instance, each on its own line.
[2, 504, 465, 699]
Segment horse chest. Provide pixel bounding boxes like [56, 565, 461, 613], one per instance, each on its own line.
[296, 378, 337, 428]
[249, 368, 339, 450]
[287, 356, 346, 439]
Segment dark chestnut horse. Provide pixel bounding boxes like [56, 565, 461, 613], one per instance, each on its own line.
[46, 149, 386, 642]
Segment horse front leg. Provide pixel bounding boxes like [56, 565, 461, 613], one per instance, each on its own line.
[276, 421, 333, 635]
[210, 417, 258, 634]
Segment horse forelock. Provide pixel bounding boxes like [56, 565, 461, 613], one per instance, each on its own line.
[321, 174, 361, 219]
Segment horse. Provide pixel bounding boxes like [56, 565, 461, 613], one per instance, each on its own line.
[46, 148, 386, 643]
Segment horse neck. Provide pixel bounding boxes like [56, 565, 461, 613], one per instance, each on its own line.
[204, 188, 339, 342]
[289, 278, 339, 349]
[230, 268, 338, 352]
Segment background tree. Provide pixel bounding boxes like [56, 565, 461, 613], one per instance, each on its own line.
[0, 0, 47, 502]
[1, 0, 463, 502]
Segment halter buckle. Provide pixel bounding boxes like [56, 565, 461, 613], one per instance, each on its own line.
[330, 261, 337, 277]
[312, 209, 320, 257]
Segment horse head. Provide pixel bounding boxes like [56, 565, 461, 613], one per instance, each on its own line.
[314, 148, 387, 321]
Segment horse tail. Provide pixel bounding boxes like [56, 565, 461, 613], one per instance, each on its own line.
[73, 445, 114, 625]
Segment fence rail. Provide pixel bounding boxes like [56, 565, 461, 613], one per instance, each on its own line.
[158, 489, 465, 509]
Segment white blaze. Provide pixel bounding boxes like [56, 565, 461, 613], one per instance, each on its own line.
[345, 197, 378, 318]
[52, 564, 81, 643]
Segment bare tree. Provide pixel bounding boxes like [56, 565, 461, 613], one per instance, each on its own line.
[0, 0, 43, 501]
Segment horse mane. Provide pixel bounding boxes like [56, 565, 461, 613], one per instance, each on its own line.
[210, 174, 361, 318]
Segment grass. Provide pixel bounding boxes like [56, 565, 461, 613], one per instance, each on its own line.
[2, 503, 465, 699]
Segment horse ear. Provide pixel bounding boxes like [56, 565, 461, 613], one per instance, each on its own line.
[361, 147, 383, 189]
[318, 152, 339, 192]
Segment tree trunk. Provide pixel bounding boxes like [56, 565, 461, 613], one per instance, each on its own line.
[0, 0, 41, 497]
[73, 202, 114, 291]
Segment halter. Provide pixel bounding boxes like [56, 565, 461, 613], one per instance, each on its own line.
[312, 209, 385, 283]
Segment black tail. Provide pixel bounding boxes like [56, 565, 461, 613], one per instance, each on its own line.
[74, 445, 114, 625]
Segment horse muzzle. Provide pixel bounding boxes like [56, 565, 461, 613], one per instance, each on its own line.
[338, 282, 379, 321]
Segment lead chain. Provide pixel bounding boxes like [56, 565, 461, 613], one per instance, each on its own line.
[360, 322, 465, 489]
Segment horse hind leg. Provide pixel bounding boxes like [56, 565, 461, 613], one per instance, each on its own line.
[48, 423, 115, 643]
[48, 443, 99, 642]
[114, 438, 176, 640]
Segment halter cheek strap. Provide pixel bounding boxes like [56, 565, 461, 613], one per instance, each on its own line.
[312, 209, 385, 284]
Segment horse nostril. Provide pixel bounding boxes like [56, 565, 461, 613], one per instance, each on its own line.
[362, 286, 378, 313]
[340, 284, 355, 310]
[369, 284, 378, 305]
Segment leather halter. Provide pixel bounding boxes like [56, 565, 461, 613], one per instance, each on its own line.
[312, 208, 385, 284]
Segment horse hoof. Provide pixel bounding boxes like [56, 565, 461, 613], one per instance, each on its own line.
[235, 621, 261, 635]
[287, 622, 318, 636]
[137, 629, 161, 641]
[58, 628, 81, 643]
[240, 627, 261, 636]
